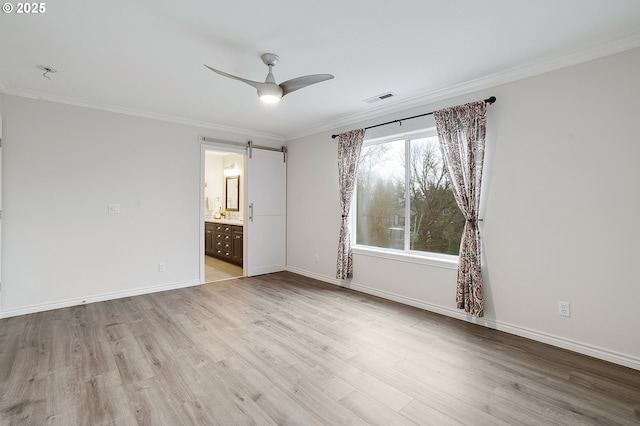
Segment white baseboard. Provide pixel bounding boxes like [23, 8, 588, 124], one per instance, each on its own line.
[0, 279, 201, 319]
[285, 266, 343, 286]
[287, 267, 640, 371]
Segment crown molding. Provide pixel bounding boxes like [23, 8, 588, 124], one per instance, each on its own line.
[0, 87, 286, 142]
[285, 34, 640, 140]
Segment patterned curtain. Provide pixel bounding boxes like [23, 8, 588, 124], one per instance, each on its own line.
[336, 128, 366, 280]
[434, 101, 487, 317]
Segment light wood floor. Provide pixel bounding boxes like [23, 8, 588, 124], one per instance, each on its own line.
[204, 255, 243, 283]
[1, 272, 639, 425]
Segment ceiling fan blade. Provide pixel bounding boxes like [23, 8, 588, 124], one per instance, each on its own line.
[203, 64, 268, 91]
[279, 74, 334, 97]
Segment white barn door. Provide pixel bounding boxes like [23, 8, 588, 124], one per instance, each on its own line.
[0, 115, 3, 314]
[246, 147, 286, 276]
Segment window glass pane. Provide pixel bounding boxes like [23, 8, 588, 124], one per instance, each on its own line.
[408, 137, 464, 255]
[356, 140, 406, 250]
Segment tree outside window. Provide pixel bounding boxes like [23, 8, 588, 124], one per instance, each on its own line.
[355, 134, 463, 256]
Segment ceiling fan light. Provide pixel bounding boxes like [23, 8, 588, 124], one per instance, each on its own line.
[258, 85, 283, 104]
[259, 94, 281, 104]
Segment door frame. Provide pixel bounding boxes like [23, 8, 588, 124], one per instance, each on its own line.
[200, 140, 247, 284]
[0, 114, 3, 315]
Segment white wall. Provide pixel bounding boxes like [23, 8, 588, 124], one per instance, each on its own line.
[204, 152, 224, 216]
[286, 47, 640, 369]
[0, 95, 278, 316]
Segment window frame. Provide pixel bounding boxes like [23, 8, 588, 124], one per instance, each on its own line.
[351, 127, 459, 269]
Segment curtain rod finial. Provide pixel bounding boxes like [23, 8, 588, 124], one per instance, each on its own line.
[485, 96, 497, 104]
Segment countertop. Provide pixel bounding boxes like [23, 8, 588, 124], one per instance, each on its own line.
[205, 218, 244, 226]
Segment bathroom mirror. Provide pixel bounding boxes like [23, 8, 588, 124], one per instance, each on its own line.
[225, 176, 239, 211]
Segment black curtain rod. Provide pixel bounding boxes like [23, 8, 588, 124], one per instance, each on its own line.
[331, 96, 496, 139]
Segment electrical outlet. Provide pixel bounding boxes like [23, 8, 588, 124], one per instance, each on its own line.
[314, 254, 320, 263]
[158, 263, 166, 272]
[558, 301, 571, 317]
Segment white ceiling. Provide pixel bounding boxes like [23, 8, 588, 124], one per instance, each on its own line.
[1, 0, 639, 141]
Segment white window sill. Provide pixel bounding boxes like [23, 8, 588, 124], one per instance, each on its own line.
[351, 245, 459, 270]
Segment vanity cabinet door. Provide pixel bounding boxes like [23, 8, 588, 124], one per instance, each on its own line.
[205, 223, 215, 256]
[231, 226, 243, 264]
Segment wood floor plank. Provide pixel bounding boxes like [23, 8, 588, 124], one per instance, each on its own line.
[0, 332, 20, 384]
[339, 389, 417, 426]
[123, 377, 191, 426]
[398, 399, 465, 426]
[80, 370, 138, 426]
[346, 349, 512, 426]
[110, 336, 157, 385]
[1, 271, 640, 425]
[73, 322, 118, 379]
[0, 346, 48, 422]
[45, 366, 79, 426]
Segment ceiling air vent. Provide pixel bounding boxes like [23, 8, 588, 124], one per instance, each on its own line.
[363, 92, 397, 104]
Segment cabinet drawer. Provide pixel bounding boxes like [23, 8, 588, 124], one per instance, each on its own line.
[211, 223, 242, 265]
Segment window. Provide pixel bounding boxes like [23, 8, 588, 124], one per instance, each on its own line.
[355, 131, 464, 257]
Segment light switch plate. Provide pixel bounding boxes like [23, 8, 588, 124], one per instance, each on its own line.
[108, 204, 121, 214]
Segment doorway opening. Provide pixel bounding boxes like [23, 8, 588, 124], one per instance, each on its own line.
[201, 138, 287, 281]
[201, 144, 246, 283]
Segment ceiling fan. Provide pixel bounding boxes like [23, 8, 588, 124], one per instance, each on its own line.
[204, 53, 334, 104]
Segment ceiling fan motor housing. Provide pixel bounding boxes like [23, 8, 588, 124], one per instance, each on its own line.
[261, 53, 280, 67]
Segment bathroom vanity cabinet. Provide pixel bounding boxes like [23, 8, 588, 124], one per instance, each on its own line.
[205, 221, 243, 265]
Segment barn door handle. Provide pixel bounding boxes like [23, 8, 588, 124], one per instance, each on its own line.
[249, 203, 254, 222]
